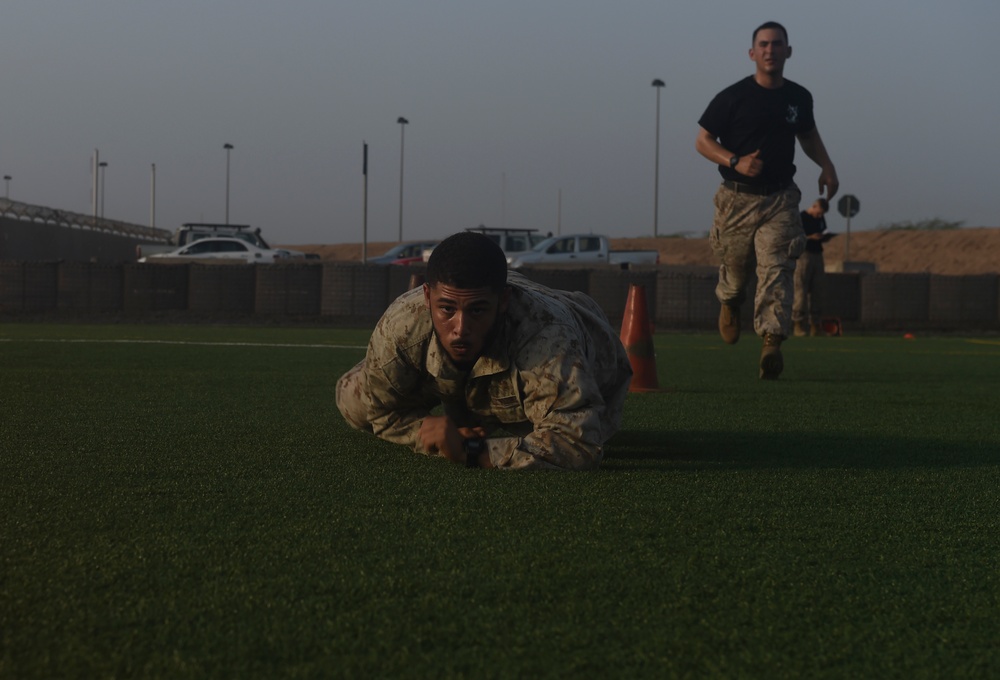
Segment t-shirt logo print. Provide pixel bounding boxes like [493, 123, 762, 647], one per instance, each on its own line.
[786, 105, 799, 124]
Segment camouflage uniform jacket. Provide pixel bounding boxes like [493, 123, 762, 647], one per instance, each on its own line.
[362, 273, 632, 470]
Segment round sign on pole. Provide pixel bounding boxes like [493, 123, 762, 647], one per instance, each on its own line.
[838, 194, 860, 218]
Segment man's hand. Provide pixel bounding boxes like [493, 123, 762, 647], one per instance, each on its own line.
[418, 417, 487, 464]
[736, 149, 764, 178]
[818, 165, 839, 200]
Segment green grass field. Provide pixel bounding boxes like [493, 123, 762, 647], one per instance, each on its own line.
[2, 323, 999, 678]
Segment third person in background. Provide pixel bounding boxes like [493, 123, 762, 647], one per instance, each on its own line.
[793, 198, 830, 336]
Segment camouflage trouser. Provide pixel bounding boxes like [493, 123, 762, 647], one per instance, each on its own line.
[336, 359, 374, 432]
[793, 251, 825, 325]
[709, 183, 806, 338]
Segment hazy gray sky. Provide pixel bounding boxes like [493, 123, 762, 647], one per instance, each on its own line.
[3, 1, 997, 244]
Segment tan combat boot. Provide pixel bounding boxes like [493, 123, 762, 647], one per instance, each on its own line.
[719, 303, 741, 345]
[793, 321, 807, 337]
[759, 333, 784, 380]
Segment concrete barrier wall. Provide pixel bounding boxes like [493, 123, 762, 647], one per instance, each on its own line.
[0, 216, 155, 263]
[2, 261, 999, 332]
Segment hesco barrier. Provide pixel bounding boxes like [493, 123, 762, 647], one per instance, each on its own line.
[1, 261, 998, 332]
[189, 264, 255, 313]
[928, 275, 999, 327]
[860, 273, 932, 328]
[124, 264, 189, 313]
[823, 272, 861, 321]
[58, 262, 123, 312]
[321, 263, 392, 320]
[255, 264, 323, 315]
[586, 268, 658, 326]
[0, 262, 59, 312]
[517, 268, 590, 299]
[654, 271, 723, 330]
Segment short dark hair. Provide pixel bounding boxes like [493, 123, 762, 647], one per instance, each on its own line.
[753, 21, 788, 44]
[816, 198, 830, 212]
[426, 231, 507, 293]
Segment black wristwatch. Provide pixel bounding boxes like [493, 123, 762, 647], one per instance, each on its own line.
[729, 155, 739, 169]
[463, 437, 485, 468]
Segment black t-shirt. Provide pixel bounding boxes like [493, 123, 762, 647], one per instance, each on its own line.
[800, 212, 827, 253]
[698, 76, 815, 186]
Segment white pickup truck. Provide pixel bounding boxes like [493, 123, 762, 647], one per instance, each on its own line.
[506, 234, 659, 269]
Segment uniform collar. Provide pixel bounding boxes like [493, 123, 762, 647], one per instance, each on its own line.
[424, 316, 512, 380]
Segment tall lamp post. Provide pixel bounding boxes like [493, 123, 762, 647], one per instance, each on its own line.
[397, 117, 408, 242]
[651, 79, 665, 237]
[99, 161, 108, 218]
[150, 163, 157, 228]
[3, 175, 10, 199]
[223, 143, 234, 224]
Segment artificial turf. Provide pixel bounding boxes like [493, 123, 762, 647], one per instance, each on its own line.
[1, 324, 998, 678]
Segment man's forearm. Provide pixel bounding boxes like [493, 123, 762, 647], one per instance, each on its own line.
[798, 127, 835, 172]
[695, 129, 733, 167]
[798, 127, 839, 197]
[486, 425, 604, 471]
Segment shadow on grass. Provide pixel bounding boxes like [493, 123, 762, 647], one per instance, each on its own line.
[605, 429, 998, 471]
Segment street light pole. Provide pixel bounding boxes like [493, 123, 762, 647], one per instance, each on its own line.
[652, 79, 665, 238]
[99, 161, 108, 218]
[150, 163, 156, 228]
[3, 175, 10, 199]
[224, 143, 234, 224]
[397, 117, 408, 242]
[92, 149, 99, 218]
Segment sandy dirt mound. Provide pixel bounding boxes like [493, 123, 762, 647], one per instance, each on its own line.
[281, 228, 1000, 276]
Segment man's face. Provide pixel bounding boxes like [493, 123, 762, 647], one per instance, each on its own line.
[808, 201, 827, 218]
[750, 27, 791, 76]
[423, 282, 510, 367]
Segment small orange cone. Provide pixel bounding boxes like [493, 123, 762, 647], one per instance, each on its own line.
[619, 284, 661, 392]
[820, 317, 843, 336]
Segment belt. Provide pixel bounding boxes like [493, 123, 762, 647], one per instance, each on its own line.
[722, 179, 790, 196]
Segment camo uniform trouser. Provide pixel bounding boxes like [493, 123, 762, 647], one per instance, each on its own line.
[709, 182, 806, 338]
[793, 251, 825, 325]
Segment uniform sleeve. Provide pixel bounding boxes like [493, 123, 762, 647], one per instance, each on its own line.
[794, 85, 816, 135]
[487, 325, 609, 471]
[697, 90, 730, 141]
[364, 325, 438, 454]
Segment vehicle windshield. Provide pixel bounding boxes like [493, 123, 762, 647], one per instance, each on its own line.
[529, 237, 558, 252]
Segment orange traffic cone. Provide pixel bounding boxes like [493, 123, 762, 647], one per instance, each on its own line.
[619, 284, 661, 392]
